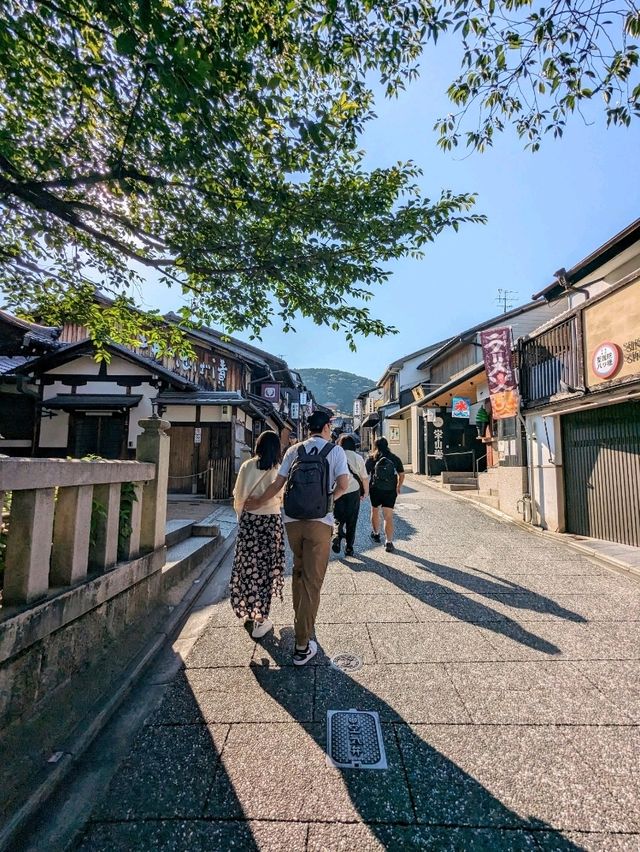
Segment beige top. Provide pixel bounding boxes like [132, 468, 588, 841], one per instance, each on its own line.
[233, 457, 282, 516]
[343, 449, 369, 495]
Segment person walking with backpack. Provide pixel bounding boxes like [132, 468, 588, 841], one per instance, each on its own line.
[244, 411, 350, 665]
[366, 436, 405, 553]
[332, 433, 369, 557]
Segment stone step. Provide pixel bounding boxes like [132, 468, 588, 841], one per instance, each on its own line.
[468, 493, 501, 509]
[442, 483, 479, 492]
[165, 519, 196, 548]
[162, 535, 222, 591]
[441, 471, 477, 484]
[192, 511, 222, 538]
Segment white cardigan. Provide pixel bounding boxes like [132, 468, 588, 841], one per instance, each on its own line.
[233, 457, 282, 516]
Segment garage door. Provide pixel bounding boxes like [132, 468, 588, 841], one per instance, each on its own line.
[562, 401, 640, 547]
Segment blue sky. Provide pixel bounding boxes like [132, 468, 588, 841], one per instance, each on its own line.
[150, 41, 640, 384]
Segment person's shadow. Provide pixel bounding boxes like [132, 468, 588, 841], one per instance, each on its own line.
[250, 631, 582, 850]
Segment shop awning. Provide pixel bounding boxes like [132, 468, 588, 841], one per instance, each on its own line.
[42, 394, 142, 411]
[360, 412, 380, 428]
[417, 363, 485, 408]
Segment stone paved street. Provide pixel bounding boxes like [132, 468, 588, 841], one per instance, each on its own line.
[75, 480, 640, 851]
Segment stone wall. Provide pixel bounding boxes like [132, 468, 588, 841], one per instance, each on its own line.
[0, 548, 164, 731]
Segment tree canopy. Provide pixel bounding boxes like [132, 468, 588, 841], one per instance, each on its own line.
[433, 0, 640, 151]
[0, 0, 482, 354]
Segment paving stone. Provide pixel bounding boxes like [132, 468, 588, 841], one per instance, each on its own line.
[572, 659, 640, 690]
[252, 623, 377, 667]
[147, 666, 314, 724]
[307, 823, 541, 851]
[185, 626, 258, 668]
[445, 661, 595, 691]
[318, 573, 358, 594]
[93, 724, 229, 820]
[314, 664, 471, 723]
[368, 622, 506, 663]
[535, 832, 640, 851]
[458, 686, 634, 724]
[207, 722, 413, 823]
[77, 819, 307, 851]
[560, 728, 640, 828]
[311, 593, 418, 624]
[468, 725, 636, 833]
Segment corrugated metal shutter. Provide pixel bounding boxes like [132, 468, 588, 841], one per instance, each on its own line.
[562, 401, 640, 547]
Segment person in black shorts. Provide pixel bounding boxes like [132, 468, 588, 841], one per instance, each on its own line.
[365, 437, 405, 553]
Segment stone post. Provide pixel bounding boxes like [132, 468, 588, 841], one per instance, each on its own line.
[136, 416, 170, 553]
[3, 488, 55, 605]
[50, 484, 93, 585]
[90, 482, 120, 572]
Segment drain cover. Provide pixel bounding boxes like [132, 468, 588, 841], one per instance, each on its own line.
[327, 710, 387, 770]
[330, 651, 363, 672]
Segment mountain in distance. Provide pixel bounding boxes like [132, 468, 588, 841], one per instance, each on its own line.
[295, 368, 376, 413]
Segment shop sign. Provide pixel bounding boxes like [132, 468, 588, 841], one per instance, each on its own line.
[299, 391, 308, 405]
[194, 427, 202, 444]
[433, 426, 444, 460]
[451, 397, 471, 419]
[592, 341, 621, 379]
[425, 408, 436, 423]
[388, 425, 400, 443]
[261, 383, 280, 403]
[290, 402, 300, 420]
[480, 327, 519, 420]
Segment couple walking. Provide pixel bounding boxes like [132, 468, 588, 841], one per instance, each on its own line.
[230, 411, 403, 666]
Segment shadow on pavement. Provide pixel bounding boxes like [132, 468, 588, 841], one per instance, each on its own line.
[251, 632, 583, 850]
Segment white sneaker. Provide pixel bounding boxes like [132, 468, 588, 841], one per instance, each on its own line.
[251, 618, 273, 639]
[293, 639, 318, 666]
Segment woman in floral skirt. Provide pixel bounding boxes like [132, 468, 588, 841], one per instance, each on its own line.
[230, 430, 285, 639]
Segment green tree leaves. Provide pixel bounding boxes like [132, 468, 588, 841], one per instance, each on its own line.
[0, 0, 483, 351]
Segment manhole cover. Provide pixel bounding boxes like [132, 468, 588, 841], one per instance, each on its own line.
[327, 710, 387, 769]
[330, 651, 363, 672]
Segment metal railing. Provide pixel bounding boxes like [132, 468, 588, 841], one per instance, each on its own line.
[519, 315, 582, 406]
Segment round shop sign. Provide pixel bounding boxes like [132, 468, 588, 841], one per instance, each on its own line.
[592, 341, 621, 379]
[433, 416, 444, 428]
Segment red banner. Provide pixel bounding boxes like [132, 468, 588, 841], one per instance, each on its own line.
[480, 327, 519, 420]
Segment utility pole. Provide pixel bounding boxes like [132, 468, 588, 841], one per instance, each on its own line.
[496, 288, 518, 313]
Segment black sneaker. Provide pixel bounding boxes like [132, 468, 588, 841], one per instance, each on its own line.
[370, 531, 381, 543]
[331, 536, 341, 553]
[345, 546, 354, 556]
[384, 541, 395, 553]
[293, 640, 318, 666]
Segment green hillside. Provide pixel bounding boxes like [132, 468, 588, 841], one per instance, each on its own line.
[296, 368, 376, 413]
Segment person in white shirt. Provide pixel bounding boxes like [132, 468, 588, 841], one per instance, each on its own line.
[230, 430, 285, 640]
[332, 433, 369, 557]
[244, 411, 349, 665]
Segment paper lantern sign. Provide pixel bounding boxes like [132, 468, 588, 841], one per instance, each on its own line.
[592, 341, 621, 379]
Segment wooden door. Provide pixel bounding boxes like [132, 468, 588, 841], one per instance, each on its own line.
[167, 425, 201, 494]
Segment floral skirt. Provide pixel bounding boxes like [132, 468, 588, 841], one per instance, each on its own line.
[229, 512, 285, 620]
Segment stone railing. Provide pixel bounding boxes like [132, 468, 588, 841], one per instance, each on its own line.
[0, 417, 169, 608]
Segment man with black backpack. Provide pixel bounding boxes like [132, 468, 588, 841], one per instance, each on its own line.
[366, 436, 405, 553]
[244, 411, 349, 666]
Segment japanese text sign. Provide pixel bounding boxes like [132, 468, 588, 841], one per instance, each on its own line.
[480, 327, 519, 420]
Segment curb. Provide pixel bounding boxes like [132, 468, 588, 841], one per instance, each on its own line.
[406, 474, 640, 582]
[0, 529, 237, 852]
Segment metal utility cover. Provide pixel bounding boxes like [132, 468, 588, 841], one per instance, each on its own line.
[327, 710, 387, 770]
[330, 651, 363, 673]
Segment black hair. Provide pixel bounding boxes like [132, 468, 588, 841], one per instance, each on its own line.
[370, 436, 390, 461]
[255, 430, 281, 470]
[337, 434, 357, 452]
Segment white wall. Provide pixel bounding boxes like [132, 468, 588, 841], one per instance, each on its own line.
[526, 412, 565, 532]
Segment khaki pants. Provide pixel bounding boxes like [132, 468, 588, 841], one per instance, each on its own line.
[285, 520, 332, 647]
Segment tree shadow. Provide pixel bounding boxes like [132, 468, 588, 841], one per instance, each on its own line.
[250, 631, 583, 850]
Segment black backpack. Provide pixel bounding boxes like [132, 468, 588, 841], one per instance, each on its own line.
[371, 455, 397, 491]
[283, 443, 334, 519]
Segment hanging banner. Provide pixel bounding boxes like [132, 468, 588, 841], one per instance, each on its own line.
[260, 383, 280, 404]
[290, 402, 300, 420]
[479, 327, 519, 420]
[451, 397, 471, 419]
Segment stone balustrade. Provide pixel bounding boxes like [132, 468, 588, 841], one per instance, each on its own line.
[0, 417, 170, 608]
